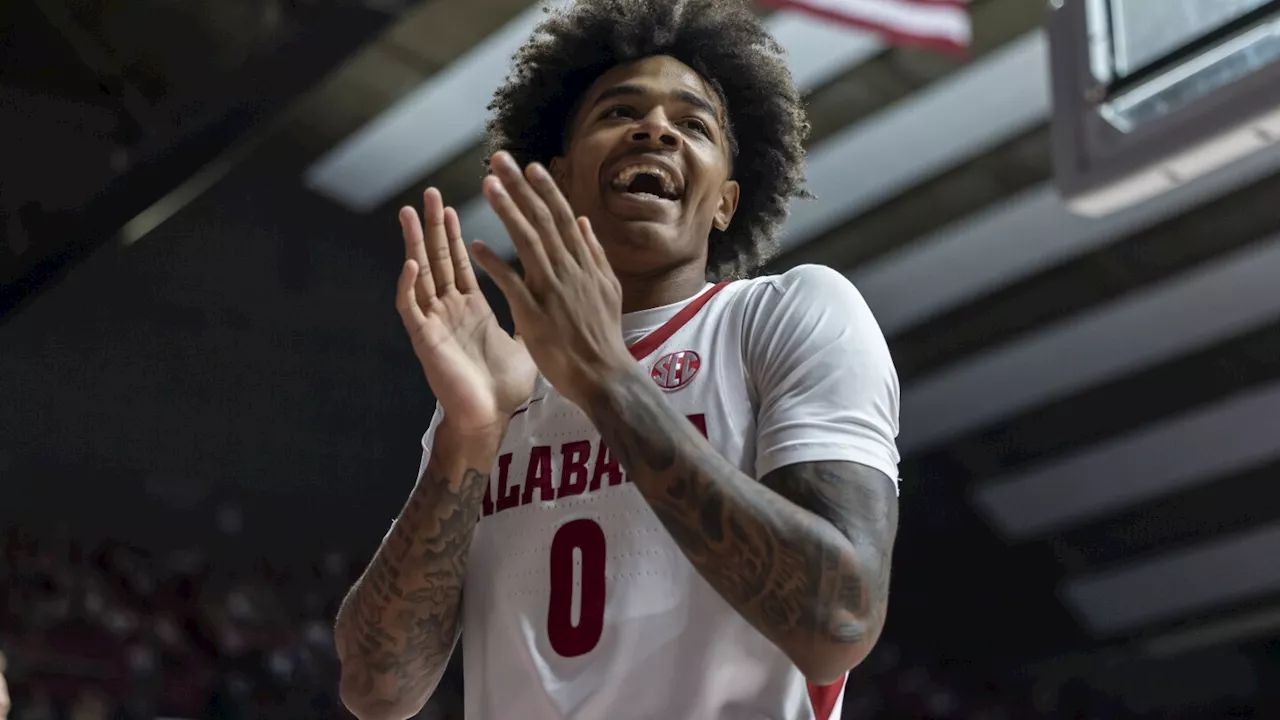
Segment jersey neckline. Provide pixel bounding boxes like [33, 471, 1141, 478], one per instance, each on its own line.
[626, 281, 731, 360]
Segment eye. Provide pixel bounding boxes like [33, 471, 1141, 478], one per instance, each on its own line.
[600, 106, 636, 120]
[680, 118, 711, 136]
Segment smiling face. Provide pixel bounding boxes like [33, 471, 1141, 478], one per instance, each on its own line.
[550, 55, 740, 278]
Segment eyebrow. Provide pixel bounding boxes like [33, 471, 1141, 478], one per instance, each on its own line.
[593, 83, 721, 120]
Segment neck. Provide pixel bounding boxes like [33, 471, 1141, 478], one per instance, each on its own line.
[616, 262, 709, 313]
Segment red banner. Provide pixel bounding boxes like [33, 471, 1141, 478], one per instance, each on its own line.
[759, 0, 971, 55]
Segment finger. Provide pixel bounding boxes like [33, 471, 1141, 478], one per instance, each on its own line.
[483, 174, 553, 285]
[422, 188, 456, 296]
[525, 161, 588, 264]
[395, 259, 429, 330]
[580, 217, 621, 296]
[471, 239, 537, 314]
[578, 216, 609, 271]
[400, 207, 434, 304]
[491, 151, 571, 267]
[400, 206, 426, 264]
[444, 206, 478, 293]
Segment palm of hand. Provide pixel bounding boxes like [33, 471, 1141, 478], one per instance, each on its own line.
[397, 190, 536, 434]
[412, 290, 535, 423]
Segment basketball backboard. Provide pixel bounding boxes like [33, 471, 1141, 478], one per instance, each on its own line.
[1049, 0, 1280, 217]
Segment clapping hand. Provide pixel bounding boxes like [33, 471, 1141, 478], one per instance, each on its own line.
[397, 187, 537, 437]
[470, 152, 635, 411]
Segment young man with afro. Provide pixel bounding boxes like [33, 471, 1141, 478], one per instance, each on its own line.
[334, 0, 901, 717]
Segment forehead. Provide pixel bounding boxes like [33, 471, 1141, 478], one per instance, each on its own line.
[581, 55, 723, 114]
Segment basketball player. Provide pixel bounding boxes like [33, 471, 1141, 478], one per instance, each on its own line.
[334, 1, 900, 718]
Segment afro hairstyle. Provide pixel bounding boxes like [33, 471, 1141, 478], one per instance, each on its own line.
[484, 0, 810, 280]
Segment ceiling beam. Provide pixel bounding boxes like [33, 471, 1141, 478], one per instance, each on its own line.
[1062, 522, 1280, 636]
[900, 232, 1280, 452]
[0, 4, 395, 322]
[853, 142, 1280, 335]
[975, 377, 1280, 538]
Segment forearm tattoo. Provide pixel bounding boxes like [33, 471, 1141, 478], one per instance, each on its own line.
[335, 459, 488, 713]
[586, 370, 897, 656]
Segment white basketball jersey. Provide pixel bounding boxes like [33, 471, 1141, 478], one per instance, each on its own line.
[417, 265, 901, 720]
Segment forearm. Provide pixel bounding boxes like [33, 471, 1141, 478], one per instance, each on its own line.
[335, 421, 501, 720]
[583, 369, 885, 682]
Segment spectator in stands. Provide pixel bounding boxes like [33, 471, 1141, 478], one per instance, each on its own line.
[0, 650, 10, 720]
[67, 687, 109, 720]
[16, 686, 56, 720]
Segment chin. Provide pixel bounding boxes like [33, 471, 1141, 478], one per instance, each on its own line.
[596, 218, 675, 254]
[602, 236, 702, 281]
[616, 220, 679, 247]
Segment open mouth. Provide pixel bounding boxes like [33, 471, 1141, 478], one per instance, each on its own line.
[608, 163, 683, 202]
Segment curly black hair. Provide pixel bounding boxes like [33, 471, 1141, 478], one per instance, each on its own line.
[484, 0, 810, 280]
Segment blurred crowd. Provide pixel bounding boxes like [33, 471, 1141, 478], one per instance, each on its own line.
[0, 523, 1259, 720]
[1, 523, 368, 719]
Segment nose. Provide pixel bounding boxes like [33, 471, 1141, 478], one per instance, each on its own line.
[629, 108, 682, 151]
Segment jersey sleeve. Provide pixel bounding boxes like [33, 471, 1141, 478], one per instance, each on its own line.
[382, 402, 446, 544]
[745, 264, 901, 487]
[416, 401, 447, 481]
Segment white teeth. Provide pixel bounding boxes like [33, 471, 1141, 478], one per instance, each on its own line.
[610, 164, 678, 197]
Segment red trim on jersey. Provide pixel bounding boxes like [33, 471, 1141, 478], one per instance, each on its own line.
[807, 677, 846, 720]
[627, 281, 731, 360]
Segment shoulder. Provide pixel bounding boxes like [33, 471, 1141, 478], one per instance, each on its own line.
[727, 264, 870, 310]
[730, 264, 882, 342]
[765, 262, 861, 294]
[739, 267, 901, 482]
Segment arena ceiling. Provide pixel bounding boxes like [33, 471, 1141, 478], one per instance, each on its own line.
[4, 0, 1279, 695]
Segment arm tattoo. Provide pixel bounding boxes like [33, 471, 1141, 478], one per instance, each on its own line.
[334, 456, 488, 715]
[586, 369, 898, 667]
[761, 461, 898, 643]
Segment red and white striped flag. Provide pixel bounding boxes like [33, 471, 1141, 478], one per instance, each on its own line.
[758, 0, 972, 54]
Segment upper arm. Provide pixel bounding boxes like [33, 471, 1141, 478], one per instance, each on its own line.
[747, 265, 901, 486]
[761, 459, 899, 642]
[746, 267, 901, 638]
[759, 460, 898, 551]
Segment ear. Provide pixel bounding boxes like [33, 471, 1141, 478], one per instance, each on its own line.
[549, 157, 571, 194]
[713, 180, 740, 232]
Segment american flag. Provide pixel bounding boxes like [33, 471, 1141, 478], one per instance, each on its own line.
[757, 0, 972, 54]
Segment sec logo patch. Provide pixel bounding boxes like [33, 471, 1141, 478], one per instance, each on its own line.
[650, 350, 701, 391]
